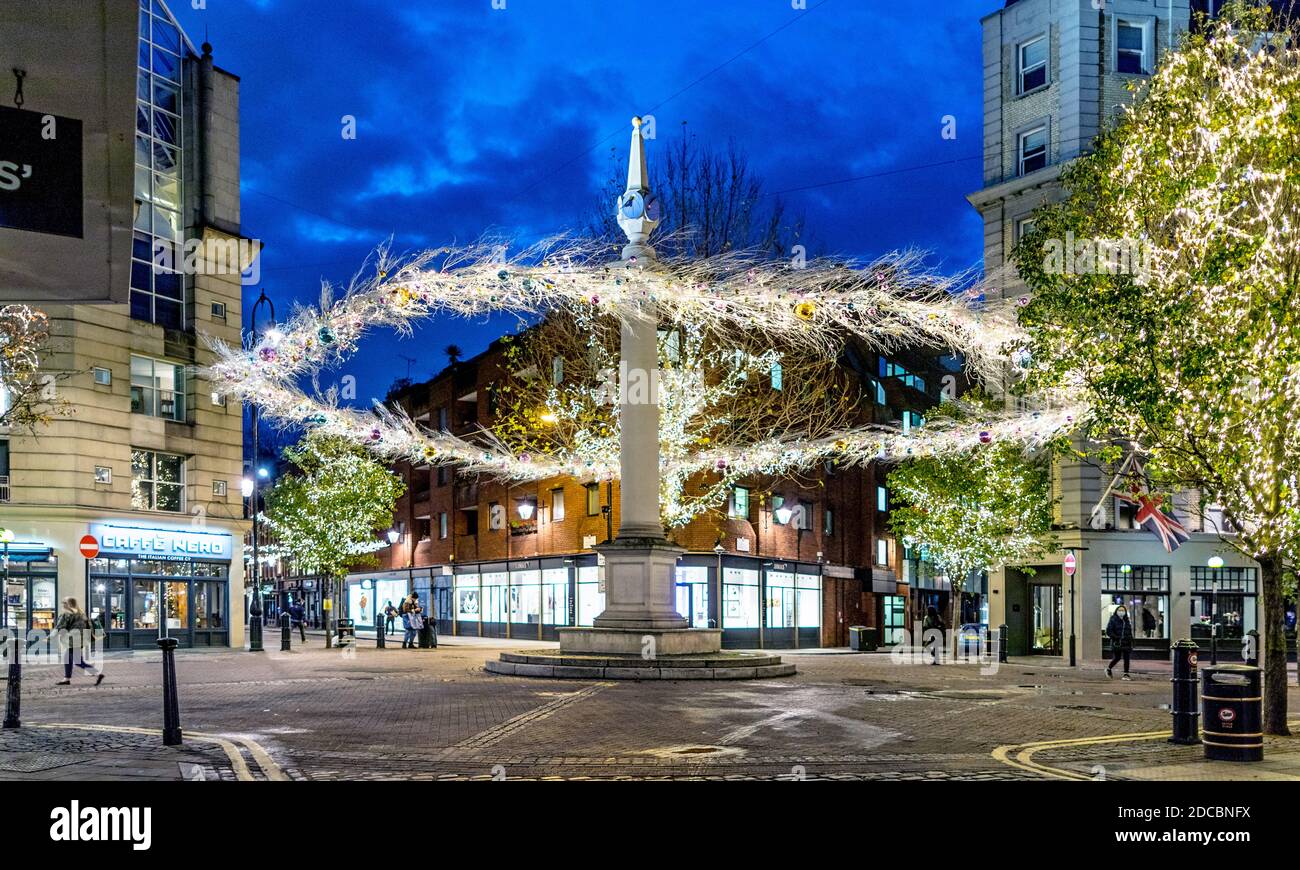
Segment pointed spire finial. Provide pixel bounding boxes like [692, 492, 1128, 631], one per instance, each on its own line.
[617, 116, 658, 262]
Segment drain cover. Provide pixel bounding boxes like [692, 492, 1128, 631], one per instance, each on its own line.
[0, 752, 82, 773]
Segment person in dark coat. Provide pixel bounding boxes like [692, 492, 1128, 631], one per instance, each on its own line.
[1106, 604, 1135, 680]
[1141, 607, 1157, 638]
[922, 605, 945, 665]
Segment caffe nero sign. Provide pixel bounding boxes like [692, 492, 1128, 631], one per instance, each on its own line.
[88, 524, 234, 562]
[0, 105, 83, 238]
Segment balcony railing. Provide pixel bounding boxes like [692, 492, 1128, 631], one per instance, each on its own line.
[131, 385, 185, 422]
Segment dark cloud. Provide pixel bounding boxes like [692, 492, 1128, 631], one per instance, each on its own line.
[172, 0, 992, 402]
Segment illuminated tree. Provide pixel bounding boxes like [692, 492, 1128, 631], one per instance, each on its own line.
[1013, 4, 1300, 733]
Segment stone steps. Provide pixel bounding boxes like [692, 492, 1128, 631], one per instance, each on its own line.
[485, 651, 796, 680]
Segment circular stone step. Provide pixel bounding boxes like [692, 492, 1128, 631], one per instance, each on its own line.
[485, 650, 795, 680]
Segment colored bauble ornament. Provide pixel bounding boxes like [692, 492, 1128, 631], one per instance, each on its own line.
[317, 326, 336, 345]
[497, 269, 509, 281]
[715, 459, 728, 470]
[1017, 295, 1031, 307]
[422, 445, 439, 461]
[979, 431, 992, 444]
[794, 300, 817, 322]
[258, 346, 278, 362]
[369, 428, 382, 442]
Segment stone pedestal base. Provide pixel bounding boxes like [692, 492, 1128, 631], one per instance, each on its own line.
[588, 536, 689, 631]
[558, 626, 722, 656]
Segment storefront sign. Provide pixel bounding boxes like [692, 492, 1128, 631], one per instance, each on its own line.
[88, 524, 233, 561]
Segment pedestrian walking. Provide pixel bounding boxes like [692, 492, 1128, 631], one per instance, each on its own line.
[54, 597, 104, 686]
[1106, 604, 1135, 680]
[292, 602, 306, 642]
[383, 600, 398, 637]
[922, 605, 944, 665]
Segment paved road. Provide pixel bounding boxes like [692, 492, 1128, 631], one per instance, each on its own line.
[3, 641, 1297, 780]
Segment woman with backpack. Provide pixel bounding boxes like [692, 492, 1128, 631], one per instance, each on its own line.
[54, 597, 104, 686]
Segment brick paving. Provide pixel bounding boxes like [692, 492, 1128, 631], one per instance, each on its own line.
[1, 640, 1297, 780]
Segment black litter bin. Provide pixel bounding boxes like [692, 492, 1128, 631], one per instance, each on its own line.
[848, 625, 877, 652]
[1201, 664, 1263, 762]
[418, 619, 436, 649]
[336, 618, 356, 646]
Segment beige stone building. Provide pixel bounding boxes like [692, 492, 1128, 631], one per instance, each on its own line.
[0, 1, 249, 650]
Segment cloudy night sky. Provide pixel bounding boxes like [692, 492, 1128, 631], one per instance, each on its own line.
[170, 0, 992, 405]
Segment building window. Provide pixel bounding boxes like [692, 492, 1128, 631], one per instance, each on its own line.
[585, 483, 600, 516]
[439, 512, 449, 539]
[210, 301, 226, 320]
[465, 510, 478, 536]
[437, 407, 448, 431]
[823, 507, 833, 536]
[1114, 496, 1139, 530]
[551, 488, 565, 522]
[1015, 216, 1037, 242]
[876, 538, 889, 566]
[870, 378, 886, 405]
[130, 355, 186, 421]
[1018, 35, 1048, 93]
[1190, 566, 1257, 643]
[416, 518, 431, 541]
[94, 466, 113, 485]
[1116, 19, 1152, 75]
[436, 466, 448, 486]
[879, 358, 926, 393]
[877, 486, 888, 512]
[730, 485, 750, 520]
[772, 495, 789, 525]
[132, 3, 186, 331]
[1101, 564, 1170, 641]
[131, 449, 184, 512]
[1018, 125, 1048, 176]
[92, 366, 112, 386]
[901, 411, 925, 434]
[770, 360, 783, 391]
[211, 479, 226, 497]
[210, 391, 225, 407]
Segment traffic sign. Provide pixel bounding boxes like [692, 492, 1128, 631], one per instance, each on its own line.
[78, 534, 100, 559]
[1063, 552, 1077, 576]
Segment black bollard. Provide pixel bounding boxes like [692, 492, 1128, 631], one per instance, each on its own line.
[280, 612, 291, 651]
[3, 636, 20, 729]
[1169, 639, 1200, 745]
[157, 637, 182, 746]
[1244, 630, 1259, 668]
[375, 614, 385, 649]
[997, 624, 1008, 663]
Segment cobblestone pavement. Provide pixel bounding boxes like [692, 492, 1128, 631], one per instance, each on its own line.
[2, 641, 1297, 781]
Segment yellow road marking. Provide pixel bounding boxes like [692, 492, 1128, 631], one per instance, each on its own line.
[31, 723, 285, 781]
[992, 720, 1300, 780]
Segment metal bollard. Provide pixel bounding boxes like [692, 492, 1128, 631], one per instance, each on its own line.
[1244, 630, 1259, 668]
[3, 636, 20, 729]
[1169, 639, 1200, 745]
[375, 614, 385, 649]
[280, 612, 291, 651]
[997, 624, 1008, 663]
[157, 637, 182, 746]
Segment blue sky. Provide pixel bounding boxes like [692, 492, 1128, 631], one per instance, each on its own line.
[172, 0, 994, 403]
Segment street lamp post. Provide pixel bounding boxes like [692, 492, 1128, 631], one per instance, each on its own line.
[247, 289, 276, 652]
[2, 528, 19, 729]
[1207, 555, 1224, 665]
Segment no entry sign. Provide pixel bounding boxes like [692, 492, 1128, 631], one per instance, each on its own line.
[1063, 552, 1077, 576]
[78, 534, 99, 558]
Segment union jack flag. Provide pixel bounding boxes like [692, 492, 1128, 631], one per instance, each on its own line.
[1115, 486, 1191, 553]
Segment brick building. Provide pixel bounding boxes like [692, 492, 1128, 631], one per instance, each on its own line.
[342, 333, 967, 650]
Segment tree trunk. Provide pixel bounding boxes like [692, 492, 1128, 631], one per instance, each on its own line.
[1258, 553, 1291, 736]
[949, 581, 962, 661]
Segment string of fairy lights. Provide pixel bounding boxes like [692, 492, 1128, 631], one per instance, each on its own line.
[207, 239, 1085, 524]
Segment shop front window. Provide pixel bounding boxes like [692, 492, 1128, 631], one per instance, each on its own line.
[133, 580, 161, 630]
[510, 568, 541, 625]
[542, 567, 569, 626]
[455, 572, 481, 623]
[1190, 566, 1257, 642]
[481, 571, 508, 625]
[194, 581, 227, 629]
[674, 565, 710, 628]
[90, 577, 127, 630]
[722, 566, 760, 629]
[797, 572, 821, 628]
[1100, 564, 1170, 642]
[881, 594, 906, 645]
[766, 570, 795, 628]
[576, 565, 603, 626]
